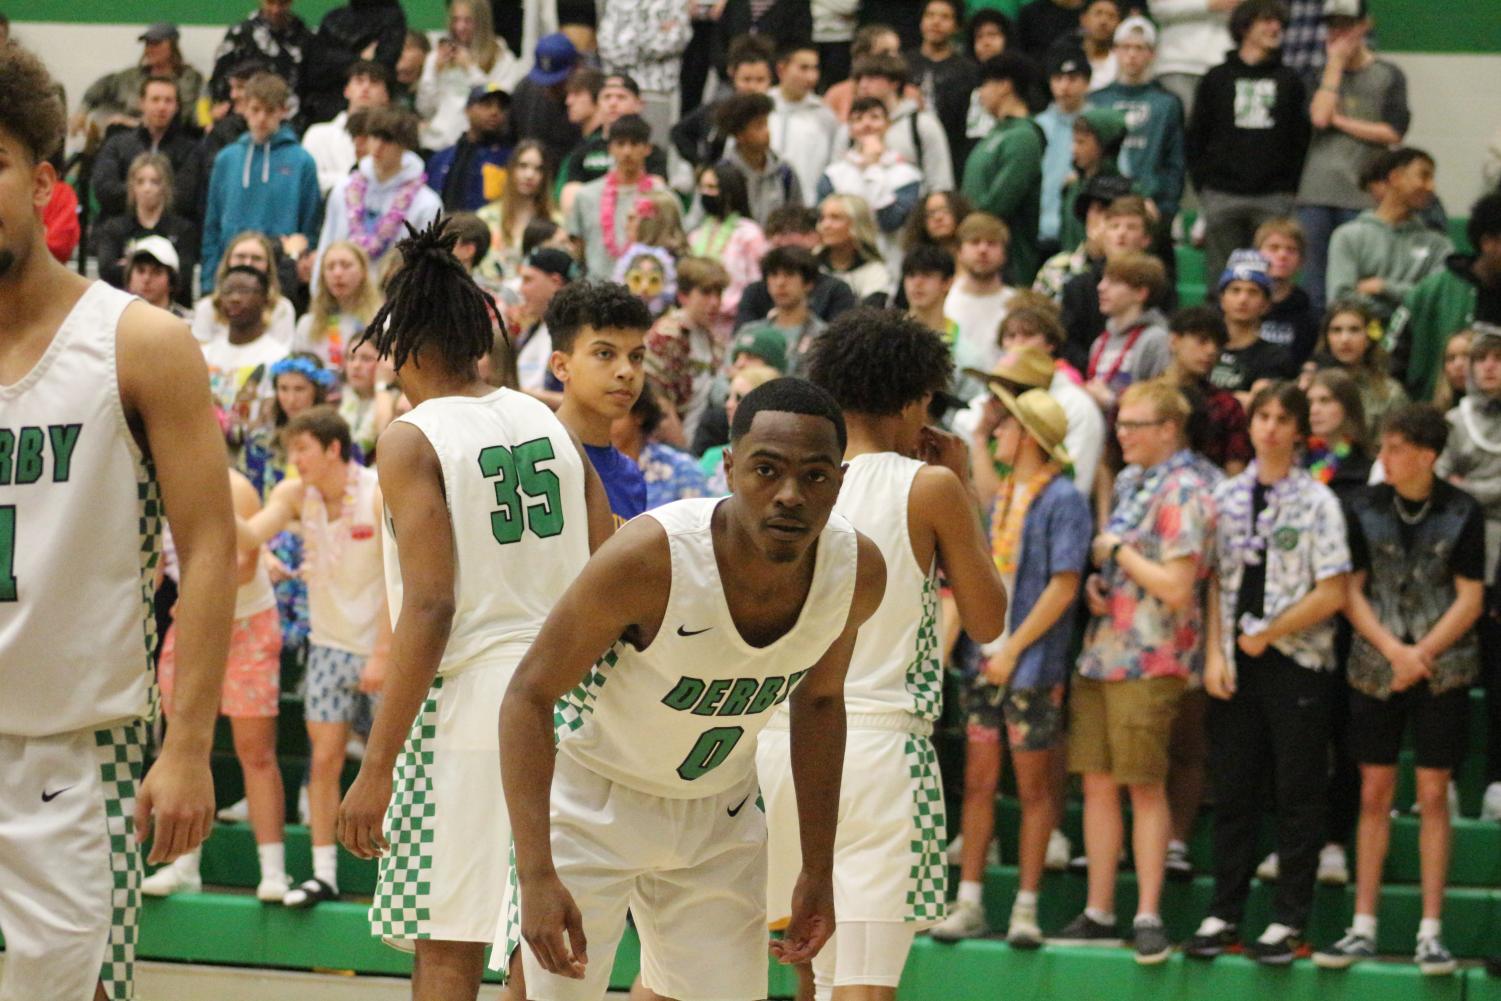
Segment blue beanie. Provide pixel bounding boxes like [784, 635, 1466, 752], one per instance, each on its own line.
[1217, 248, 1273, 296]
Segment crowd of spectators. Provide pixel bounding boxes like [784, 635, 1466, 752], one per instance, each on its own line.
[12, 0, 1501, 976]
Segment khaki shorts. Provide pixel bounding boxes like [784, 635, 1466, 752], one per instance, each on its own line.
[1067, 674, 1186, 785]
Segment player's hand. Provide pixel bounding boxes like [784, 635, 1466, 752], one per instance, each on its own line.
[336, 767, 392, 859]
[136, 748, 216, 864]
[919, 425, 969, 479]
[520, 872, 588, 978]
[771, 868, 835, 965]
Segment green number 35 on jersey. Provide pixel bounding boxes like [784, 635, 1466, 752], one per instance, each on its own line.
[478, 438, 564, 544]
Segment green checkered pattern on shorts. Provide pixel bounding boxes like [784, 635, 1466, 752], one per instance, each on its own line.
[496, 839, 521, 983]
[904, 575, 942, 723]
[137, 472, 163, 721]
[552, 646, 618, 740]
[92, 721, 146, 1001]
[903, 735, 946, 923]
[369, 677, 443, 940]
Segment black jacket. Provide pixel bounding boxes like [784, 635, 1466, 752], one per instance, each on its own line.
[208, 12, 314, 104]
[713, 0, 812, 77]
[91, 121, 203, 224]
[1186, 50, 1311, 195]
[299, 0, 407, 125]
[508, 79, 581, 168]
[735, 272, 858, 329]
[93, 212, 199, 308]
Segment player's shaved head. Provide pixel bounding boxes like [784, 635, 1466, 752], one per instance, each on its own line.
[730, 378, 847, 454]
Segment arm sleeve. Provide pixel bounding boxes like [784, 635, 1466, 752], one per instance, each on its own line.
[1048, 487, 1095, 577]
[1380, 64, 1411, 136]
[1131, 330, 1173, 381]
[1384, 237, 1453, 304]
[1452, 501, 1487, 581]
[974, 129, 1040, 219]
[94, 220, 127, 288]
[669, 106, 709, 164]
[1183, 74, 1212, 187]
[919, 115, 955, 193]
[874, 177, 921, 233]
[90, 140, 129, 219]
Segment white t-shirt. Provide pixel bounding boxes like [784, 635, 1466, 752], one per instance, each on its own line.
[200, 333, 290, 416]
[945, 282, 1014, 396]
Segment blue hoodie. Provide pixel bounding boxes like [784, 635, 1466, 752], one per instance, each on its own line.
[201, 124, 321, 291]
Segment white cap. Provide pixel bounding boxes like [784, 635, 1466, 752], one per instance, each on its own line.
[1114, 15, 1158, 48]
[126, 235, 179, 274]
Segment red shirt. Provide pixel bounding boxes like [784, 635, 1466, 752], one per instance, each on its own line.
[42, 180, 81, 263]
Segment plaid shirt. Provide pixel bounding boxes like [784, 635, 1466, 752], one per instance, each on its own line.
[1190, 380, 1253, 471]
[1283, 0, 1328, 78]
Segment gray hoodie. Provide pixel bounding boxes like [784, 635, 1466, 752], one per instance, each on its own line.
[834, 98, 953, 194]
[1437, 323, 1501, 584]
[1326, 209, 1453, 319]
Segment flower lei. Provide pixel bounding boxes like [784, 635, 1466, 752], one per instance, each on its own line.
[1218, 461, 1305, 568]
[991, 464, 1059, 575]
[1304, 436, 1350, 485]
[1104, 449, 1198, 541]
[690, 214, 741, 259]
[346, 167, 427, 261]
[601, 171, 654, 260]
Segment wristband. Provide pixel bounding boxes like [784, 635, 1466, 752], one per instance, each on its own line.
[1110, 540, 1124, 563]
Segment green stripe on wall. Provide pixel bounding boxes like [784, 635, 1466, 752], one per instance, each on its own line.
[8, 0, 1500, 54]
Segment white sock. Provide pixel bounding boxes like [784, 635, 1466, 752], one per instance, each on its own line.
[257, 841, 286, 882]
[1168, 839, 1187, 853]
[1014, 890, 1038, 909]
[173, 848, 202, 878]
[1085, 907, 1115, 925]
[958, 880, 984, 906]
[1352, 913, 1378, 939]
[1418, 918, 1441, 941]
[313, 844, 338, 889]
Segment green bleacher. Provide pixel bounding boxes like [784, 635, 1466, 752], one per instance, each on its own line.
[34, 670, 1483, 998]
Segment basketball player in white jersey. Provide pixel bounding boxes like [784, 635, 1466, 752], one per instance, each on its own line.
[497, 378, 887, 1001]
[756, 310, 1008, 1001]
[231, 405, 390, 908]
[0, 45, 236, 1001]
[332, 221, 614, 1001]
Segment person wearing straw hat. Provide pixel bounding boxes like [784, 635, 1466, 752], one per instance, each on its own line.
[934, 383, 1091, 948]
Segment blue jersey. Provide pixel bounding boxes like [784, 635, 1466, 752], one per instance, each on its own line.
[584, 443, 647, 524]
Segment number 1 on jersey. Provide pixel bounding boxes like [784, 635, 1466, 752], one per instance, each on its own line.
[478, 438, 565, 545]
[0, 506, 16, 602]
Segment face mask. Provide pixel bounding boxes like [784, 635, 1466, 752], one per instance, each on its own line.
[700, 193, 723, 218]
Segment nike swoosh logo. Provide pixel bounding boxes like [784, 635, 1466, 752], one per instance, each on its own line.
[42, 785, 74, 803]
[727, 795, 750, 817]
[677, 625, 712, 637]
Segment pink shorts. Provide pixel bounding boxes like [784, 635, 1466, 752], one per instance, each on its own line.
[159, 606, 281, 719]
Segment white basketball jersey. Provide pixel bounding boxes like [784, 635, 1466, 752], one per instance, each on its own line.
[305, 463, 384, 655]
[382, 388, 590, 675]
[829, 452, 942, 721]
[0, 283, 160, 736]
[555, 497, 858, 799]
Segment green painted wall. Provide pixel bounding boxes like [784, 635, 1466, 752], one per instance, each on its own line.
[8, 0, 1501, 53]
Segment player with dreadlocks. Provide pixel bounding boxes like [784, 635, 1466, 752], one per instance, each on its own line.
[335, 218, 614, 1001]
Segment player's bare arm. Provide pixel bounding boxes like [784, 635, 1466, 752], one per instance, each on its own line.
[360, 484, 393, 694]
[912, 464, 1007, 644]
[772, 533, 886, 966]
[118, 301, 237, 864]
[337, 422, 456, 860]
[500, 516, 673, 979]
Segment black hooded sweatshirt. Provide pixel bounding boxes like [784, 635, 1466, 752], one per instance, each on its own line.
[1186, 48, 1311, 196]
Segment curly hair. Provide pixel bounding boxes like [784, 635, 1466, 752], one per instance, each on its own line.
[807, 307, 953, 417]
[545, 279, 653, 355]
[0, 44, 66, 163]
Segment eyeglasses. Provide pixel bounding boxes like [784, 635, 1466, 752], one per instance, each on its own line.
[1115, 418, 1167, 432]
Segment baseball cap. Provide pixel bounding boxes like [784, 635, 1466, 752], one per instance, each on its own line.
[138, 22, 179, 43]
[524, 247, 576, 282]
[1323, 0, 1368, 19]
[731, 326, 788, 373]
[1218, 249, 1273, 296]
[1045, 46, 1091, 79]
[1114, 15, 1158, 47]
[467, 82, 511, 108]
[126, 235, 180, 274]
[528, 33, 579, 87]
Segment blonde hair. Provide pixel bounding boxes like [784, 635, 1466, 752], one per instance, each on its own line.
[1254, 216, 1306, 255]
[820, 193, 884, 264]
[1120, 378, 1191, 427]
[1432, 328, 1473, 412]
[212, 231, 283, 322]
[451, 0, 501, 73]
[308, 241, 382, 337]
[634, 189, 687, 256]
[125, 152, 174, 216]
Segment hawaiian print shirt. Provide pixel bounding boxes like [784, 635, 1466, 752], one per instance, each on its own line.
[639, 442, 709, 510]
[1079, 459, 1217, 682]
[1211, 468, 1351, 671]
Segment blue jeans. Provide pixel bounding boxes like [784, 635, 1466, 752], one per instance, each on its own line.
[1296, 204, 1361, 315]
